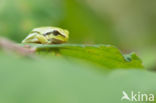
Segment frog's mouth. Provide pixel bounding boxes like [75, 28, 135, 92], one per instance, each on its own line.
[49, 38, 67, 44]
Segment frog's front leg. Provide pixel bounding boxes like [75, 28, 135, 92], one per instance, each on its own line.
[22, 33, 48, 44]
[36, 35, 48, 44]
[22, 33, 38, 43]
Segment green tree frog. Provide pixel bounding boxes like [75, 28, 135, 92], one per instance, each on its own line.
[22, 26, 69, 44]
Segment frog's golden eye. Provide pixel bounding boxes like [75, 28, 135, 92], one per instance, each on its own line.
[53, 30, 61, 36]
[52, 30, 66, 37]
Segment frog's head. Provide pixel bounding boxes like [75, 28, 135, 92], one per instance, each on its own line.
[32, 27, 69, 44]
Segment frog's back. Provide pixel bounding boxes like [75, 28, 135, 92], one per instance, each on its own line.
[32, 27, 62, 35]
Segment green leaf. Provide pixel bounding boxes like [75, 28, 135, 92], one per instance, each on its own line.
[25, 44, 143, 68]
[0, 52, 155, 103]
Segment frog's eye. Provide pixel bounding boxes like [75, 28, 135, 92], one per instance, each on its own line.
[52, 30, 61, 36]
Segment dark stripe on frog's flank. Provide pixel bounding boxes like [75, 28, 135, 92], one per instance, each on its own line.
[44, 30, 66, 37]
[43, 32, 53, 36]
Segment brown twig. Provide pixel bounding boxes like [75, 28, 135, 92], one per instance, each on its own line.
[0, 37, 36, 56]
